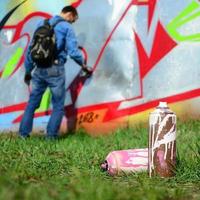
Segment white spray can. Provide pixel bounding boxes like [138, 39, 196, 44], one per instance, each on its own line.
[148, 102, 176, 177]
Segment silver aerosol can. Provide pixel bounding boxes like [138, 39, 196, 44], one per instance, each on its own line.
[148, 102, 176, 177]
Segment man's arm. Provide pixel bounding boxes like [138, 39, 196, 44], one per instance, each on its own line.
[23, 45, 35, 85]
[65, 27, 84, 64]
[65, 27, 92, 75]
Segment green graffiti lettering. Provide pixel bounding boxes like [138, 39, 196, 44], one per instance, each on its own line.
[36, 88, 51, 112]
[2, 47, 23, 78]
[167, 0, 200, 42]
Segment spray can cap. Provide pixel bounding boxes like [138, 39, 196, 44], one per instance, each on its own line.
[158, 102, 168, 108]
[101, 160, 108, 171]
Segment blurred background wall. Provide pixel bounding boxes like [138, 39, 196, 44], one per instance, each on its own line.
[0, 0, 199, 135]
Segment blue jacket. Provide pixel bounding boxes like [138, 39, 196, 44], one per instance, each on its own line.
[24, 15, 84, 73]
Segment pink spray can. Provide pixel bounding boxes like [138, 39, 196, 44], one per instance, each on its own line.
[101, 148, 148, 176]
[148, 102, 177, 177]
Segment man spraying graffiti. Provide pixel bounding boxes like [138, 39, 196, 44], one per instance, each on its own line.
[19, 6, 92, 138]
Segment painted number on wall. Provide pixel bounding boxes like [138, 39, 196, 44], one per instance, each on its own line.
[78, 112, 99, 124]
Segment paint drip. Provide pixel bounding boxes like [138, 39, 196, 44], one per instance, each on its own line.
[148, 102, 176, 177]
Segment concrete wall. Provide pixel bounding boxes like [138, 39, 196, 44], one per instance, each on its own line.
[0, 0, 200, 135]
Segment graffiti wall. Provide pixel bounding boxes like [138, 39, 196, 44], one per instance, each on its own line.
[0, 0, 200, 135]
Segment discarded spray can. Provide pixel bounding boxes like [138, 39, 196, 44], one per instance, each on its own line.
[101, 148, 148, 176]
[148, 102, 176, 177]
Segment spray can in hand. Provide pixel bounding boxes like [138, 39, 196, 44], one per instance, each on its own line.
[148, 102, 176, 177]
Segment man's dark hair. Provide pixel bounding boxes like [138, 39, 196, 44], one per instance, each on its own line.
[61, 6, 78, 17]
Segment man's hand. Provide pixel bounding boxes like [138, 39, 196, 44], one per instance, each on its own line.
[82, 64, 93, 77]
[24, 73, 32, 85]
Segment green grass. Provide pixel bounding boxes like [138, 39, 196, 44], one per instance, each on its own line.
[0, 120, 199, 200]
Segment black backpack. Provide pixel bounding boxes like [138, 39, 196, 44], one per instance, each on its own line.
[30, 18, 64, 67]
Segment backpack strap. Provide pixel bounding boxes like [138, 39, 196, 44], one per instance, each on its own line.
[43, 18, 65, 28]
[43, 19, 50, 26]
[52, 18, 65, 28]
